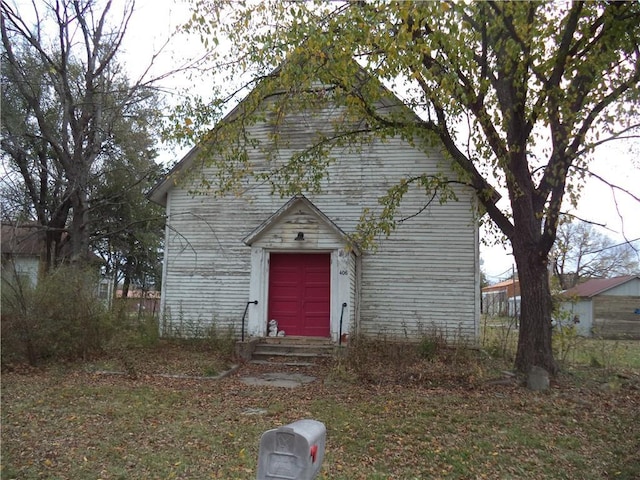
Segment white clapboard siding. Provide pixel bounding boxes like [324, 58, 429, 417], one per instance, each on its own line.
[157, 98, 480, 341]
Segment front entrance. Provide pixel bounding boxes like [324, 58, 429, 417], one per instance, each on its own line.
[267, 253, 331, 337]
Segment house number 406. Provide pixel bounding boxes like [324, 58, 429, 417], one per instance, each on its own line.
[339, 270, 348, 275]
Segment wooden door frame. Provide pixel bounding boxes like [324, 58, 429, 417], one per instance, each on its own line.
[247, 247, 354, 340]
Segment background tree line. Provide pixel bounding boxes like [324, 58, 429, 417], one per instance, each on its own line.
[483, 216, 639, 290]
[551, 217, 639, 290]
[1, 0, 166, 294]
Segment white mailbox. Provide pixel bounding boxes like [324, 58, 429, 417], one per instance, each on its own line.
[256, 419, 326, 480]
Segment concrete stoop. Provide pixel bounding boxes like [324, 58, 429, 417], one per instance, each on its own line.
[247, 336, 336, 366]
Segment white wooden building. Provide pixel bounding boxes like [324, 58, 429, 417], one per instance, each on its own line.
[1, 223, 46, 288]
[0, 223, 113, 305]
[149, 82, 481, 343]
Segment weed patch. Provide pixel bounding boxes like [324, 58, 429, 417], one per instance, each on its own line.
[1, 266, 113, 366]
[336, 333, 491, 388]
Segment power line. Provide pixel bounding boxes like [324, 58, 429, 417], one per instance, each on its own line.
[484, 266, 516, 282]
[584, 237, 640, 255]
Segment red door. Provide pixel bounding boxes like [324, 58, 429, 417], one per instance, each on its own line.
[268, 253, 331, 337]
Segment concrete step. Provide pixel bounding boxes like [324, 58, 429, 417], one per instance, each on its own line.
[260, 336, 334, 345]
[251, 337, 335, 363]
[249, 359, 317, 367]
[253, 344, 334, 356]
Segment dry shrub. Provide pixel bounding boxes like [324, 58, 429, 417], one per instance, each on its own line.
[340, 332, 483, 388]
[1, 265, 112, 367]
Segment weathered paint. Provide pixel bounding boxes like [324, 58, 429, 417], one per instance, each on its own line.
[593, 295, 640, 338]
[154, 99, 480, 342]
[242, 196, 355, 339]
[2, 256, 40, 287]
[560, 299, 593, 336]
[599, 278, 640, 297]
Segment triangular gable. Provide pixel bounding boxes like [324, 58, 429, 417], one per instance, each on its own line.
[242, 194, 360, 255]
[147, 55, 423, 208]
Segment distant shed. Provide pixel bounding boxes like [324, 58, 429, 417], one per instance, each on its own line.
[559, 276, 640, 338]
[481, 278, 520, 317]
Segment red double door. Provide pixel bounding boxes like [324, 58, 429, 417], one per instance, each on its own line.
[267, 253, 331, 337]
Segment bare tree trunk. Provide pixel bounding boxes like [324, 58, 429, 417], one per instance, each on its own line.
[69, 189, 91, 265]
[122, 275, 131, 298]
[513, 241, 558, 376]
[121, 260, 134, 298]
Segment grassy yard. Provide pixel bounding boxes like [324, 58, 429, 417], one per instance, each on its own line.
[2, 339, 639, 480]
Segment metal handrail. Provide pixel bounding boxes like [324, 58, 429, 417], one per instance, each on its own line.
[241, 300, 258, 341]
[338, 302, 347, 345]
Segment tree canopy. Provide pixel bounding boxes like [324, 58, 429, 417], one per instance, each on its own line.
[173, 0, 640, 374]
[1, 0, 166, 286]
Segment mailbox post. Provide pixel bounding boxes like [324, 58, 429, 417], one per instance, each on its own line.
[256, 419, 326, 480]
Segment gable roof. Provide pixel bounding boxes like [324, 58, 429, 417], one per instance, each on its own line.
[562, 275, 640, 298]
[242, 194, 360, 254]
[147, 52, 458, 208]
[1, 222, 104, 265]
[1, 223, 45, 256]
[149, 82, 403, 207]
[148, 49, 501, 212]
[482, 278, 519, 292]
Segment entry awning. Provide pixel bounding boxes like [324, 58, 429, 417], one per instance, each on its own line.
[242, 194, 360, 255]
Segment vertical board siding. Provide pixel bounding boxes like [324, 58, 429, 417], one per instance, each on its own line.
[161, 102, 479, 340]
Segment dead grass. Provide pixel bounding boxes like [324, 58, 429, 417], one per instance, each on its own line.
[2, 341, 639, 480]
[84, 340, 235, 378]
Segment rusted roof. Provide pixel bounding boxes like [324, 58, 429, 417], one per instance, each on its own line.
[1, 223, 45, 256]
[2, 223, 104, 265]
[482, 278, 519, 292]
[562, 275, 639, 298]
